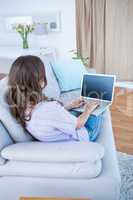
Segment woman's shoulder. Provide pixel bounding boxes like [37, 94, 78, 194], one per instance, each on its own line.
[35, 100, 61, 110]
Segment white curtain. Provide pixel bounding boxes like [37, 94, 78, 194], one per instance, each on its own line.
[105, 0, 133, 80]
[76, 0, 133, 80]
[76, 0, 105, 72]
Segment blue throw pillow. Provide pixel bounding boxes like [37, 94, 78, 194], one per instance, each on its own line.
[51, 59, 88, 92]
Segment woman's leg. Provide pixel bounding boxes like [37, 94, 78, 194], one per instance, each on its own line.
[84, 114, 103, 142]
[70, 110, 103, 142]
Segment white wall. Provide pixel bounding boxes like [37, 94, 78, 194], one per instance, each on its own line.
[0, 0, 76, 58]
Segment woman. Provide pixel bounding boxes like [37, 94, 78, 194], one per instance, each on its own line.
[6, 55, 103, 142]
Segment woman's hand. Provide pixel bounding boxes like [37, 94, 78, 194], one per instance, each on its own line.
[64, 97, 85, 110]
[76, 101, 99, 129]
[70, 98, 86, 109]
[84, 101, 99, 115]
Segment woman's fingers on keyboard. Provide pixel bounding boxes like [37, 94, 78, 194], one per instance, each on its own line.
[85, 101, 99, 113]
[90, 101, 99, 108]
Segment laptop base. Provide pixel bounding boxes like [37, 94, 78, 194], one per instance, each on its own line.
[72, 101, 110, 116]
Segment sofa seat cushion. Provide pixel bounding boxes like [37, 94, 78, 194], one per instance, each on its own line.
[1, 141, 104, 163]
[0, 159, 102, 179]
[59, 89, 81, 105]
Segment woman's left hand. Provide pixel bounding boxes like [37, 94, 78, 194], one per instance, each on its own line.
[68, 97, 86, 110]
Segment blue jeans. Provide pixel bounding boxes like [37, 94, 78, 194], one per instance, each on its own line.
[70, 110, 103, 142]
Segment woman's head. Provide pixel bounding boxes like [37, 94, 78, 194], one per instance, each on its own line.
[6, 55, 47, 127]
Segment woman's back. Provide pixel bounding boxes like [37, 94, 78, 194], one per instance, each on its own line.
[26, 101, 89, 142]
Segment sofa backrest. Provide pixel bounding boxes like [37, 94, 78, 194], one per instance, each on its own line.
[41, 56, 60, 99]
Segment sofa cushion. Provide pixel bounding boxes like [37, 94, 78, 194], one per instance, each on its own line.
[59, 89, 81, 105]
[0, 159, 102, 179]
[0, 77, 34, 142]
[51, 59, 95, 92]
[1, 141, 104, 163]
[42, 57, 60, 99]
[0, 121, 13, 165]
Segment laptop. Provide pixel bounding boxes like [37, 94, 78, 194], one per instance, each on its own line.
[73, 74, 116, 116]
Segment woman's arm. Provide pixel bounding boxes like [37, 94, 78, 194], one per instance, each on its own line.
[64, 99, 99, 129]
[64, 98, 85, 110]
[76, 102, 99, 129]
[43, 101, 98, 140]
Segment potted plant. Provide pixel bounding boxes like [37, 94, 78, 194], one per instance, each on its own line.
[70, 50, 89, 67]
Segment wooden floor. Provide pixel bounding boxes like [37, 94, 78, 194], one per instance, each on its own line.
[111, 87, 133, 155]
[0, 74, 133, 154]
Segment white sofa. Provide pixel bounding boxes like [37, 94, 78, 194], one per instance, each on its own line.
[0, 57, 121, 200]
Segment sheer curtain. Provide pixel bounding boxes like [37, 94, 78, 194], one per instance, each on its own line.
[76, 0, 133, 80]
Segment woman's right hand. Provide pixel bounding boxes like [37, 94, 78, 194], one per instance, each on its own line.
[76, 101, 99, 129]
[84, 101, 99, 115]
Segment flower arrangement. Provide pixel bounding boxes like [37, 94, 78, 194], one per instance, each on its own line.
[13, 24, 34, 49]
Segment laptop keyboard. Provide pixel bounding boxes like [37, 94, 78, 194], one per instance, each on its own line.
[73, 100, 109, 115]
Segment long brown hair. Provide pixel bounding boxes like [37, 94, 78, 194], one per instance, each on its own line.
[6, 55, 47, 128]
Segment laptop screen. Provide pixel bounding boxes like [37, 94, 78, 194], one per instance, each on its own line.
[81, 74, 115, 102]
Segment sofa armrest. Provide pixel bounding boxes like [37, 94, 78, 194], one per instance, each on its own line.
[1, 141, 104, 163]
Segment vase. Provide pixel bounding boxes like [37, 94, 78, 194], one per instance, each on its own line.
[22, 36, 29, 49]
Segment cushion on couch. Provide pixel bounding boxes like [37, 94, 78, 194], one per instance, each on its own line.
[0, 121, 13, 165]
[0, 77, 34, 142]
[0, 105, 34, 142]
[1, 141, 104, 163]
[51, 59, 90, 92]
[59, 89, 81, 105]
[42, 57, 60, 99]
[0, 159, 102, 179]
